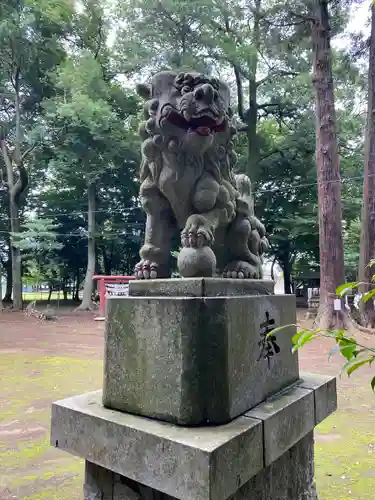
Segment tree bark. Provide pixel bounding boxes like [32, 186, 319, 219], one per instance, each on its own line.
[0, 71, 30, 310]
[311, 0, 345, 330]
[270, 257, 276, 281]
[0, 140, 24, 310]
[77, 182, 96, 310]
[357, 4, 375, 328]
[283, 266, 292, 294]
[230, 0, 261, 181]
[0, 265, 3, 310]
[3, 253, 13, 302]
[102, 241, 114, 276]
[279, 252, 294, 294]
[73, 268, 80, 301]
[62, 278, 68, 301]
[247, 0, 261, 181]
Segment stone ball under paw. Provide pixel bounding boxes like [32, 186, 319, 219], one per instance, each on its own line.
[177, 246, 216, 278]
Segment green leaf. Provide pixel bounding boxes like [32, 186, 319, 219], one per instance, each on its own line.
[292, 329, 308, 345]
[330, 329, 345, 338]
[338, 339, 357, 361]
[343, 356, 374, 376]
[323, 331, 341, 339]
[362, 288, 375, 303]
[296, 331, 315, 348]
[291, 329, 319, 345]
[336, 282, 361, 296]
[266, 324, 297, 338]
[371, 376, 375, 392]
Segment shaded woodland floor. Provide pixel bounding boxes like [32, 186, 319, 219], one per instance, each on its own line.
[0, 308, 374, 499]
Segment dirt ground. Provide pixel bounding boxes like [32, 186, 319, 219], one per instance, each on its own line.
[0, 308, 374, 500]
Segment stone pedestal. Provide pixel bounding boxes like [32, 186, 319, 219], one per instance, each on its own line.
[103, 279, 298, 425]
[50, 279, 337, 499]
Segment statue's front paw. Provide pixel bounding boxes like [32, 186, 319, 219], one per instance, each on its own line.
[223, 261, 260, 279]
[181, 215, 214, 248]
[134, 260, 159, 279]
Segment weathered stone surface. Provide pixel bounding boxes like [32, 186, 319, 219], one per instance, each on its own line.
[84, 461, 113, 499]
[245, 386, 315, 466]
[52, 376, 335, 499]
[103, 294, 298, 425]
[51, 391, 263, 500]
[83, 432, 318, 500]
[134, 71, 269, 280]
[129, 278, 274, 297]
[298, 372, 337, 424]
[229, 432, 318, 500]
[84, 462, 176, 499]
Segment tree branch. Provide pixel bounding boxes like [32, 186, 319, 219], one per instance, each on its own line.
[257, 70, 299, 88]
[257, 102, 282, 110]
[0, 139, 13, 189]
[233, 65, 245, 121]
[21, 143, 36, 162]
[12, 163, 28, 206]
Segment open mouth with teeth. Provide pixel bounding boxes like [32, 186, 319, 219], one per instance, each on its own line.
[163, 108, 226, 136]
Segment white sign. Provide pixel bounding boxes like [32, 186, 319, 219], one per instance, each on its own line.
[333, 299, 342, 311]
[105, 284, 129, 297]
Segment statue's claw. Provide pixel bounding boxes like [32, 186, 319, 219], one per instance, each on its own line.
[181, 215, 214, 248]
[134, 260, 159, 279]
[223, 261, 259, 279]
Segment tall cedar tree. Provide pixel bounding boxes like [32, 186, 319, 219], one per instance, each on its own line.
[311, 0, 345, 329]
[358, 4, 375, 328]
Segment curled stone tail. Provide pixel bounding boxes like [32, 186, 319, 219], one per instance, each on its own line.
[234, 173, 254, 216]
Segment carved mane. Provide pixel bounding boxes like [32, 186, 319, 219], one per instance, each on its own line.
[137, 71, 238, 188]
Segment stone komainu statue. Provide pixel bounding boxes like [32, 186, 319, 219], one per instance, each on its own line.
[135, 71, 268, 279]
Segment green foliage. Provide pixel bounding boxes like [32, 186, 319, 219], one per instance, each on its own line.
[271, 269, 375, 390]
[286, 326, 375, 385]
[12, 217, 62, 253]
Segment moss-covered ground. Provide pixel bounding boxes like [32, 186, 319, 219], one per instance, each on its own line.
[0, 310, 374, 499]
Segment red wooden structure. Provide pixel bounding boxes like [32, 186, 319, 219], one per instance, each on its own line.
[93, 275, 136, 317]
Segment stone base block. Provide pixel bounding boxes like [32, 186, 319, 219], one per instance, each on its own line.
[51, 374, 336, 500]
[103, 287, 298, 425]
[128, 278, 275, 297]
[83, 432, 318, 500]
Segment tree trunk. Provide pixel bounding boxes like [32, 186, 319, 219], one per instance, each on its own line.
[0, 73, 29, 311]
[47, 285, 53, 302]
[284, 268, 292, 294]
[0, 141, 24, 310]
[280, 255, 293, 294]
[9, 198, 22, 310]
[102, 242, 114, 276]
[247, 0, 261, 181]
[231, 0, 261, 181]
[73, 269, 80, 301]
[358, 5, 375, 328]
[0, 265, 3, 311]
[3, 255, 12, 302]
[77, 182, 96, 310]
[270, 257, 276, 281]
[311, 0, 345, 330]
[62, 278, 68, 301]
